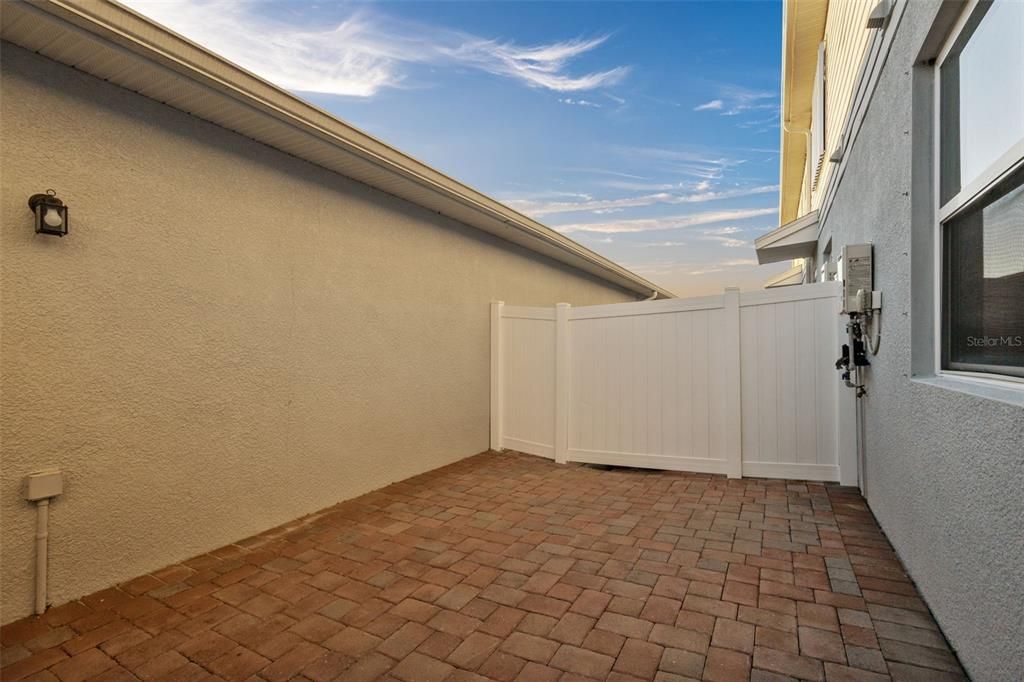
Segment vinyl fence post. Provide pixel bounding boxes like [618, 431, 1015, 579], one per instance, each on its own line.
[835, 290, 859, 487]
[555, 303, 571, 464]
[723, 288, 743, 479]
[490, 301, 504, 452]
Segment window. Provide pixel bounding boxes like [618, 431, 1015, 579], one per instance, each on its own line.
[937, 0, 1024, 380]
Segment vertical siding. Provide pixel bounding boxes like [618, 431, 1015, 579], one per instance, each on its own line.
[810, 0, 876, 211]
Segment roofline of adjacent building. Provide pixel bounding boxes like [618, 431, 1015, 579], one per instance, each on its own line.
[1, 0, 675, 299]
[778, 0, 827, 225]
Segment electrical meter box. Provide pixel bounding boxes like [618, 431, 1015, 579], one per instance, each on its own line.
[839, 243, 873, 314]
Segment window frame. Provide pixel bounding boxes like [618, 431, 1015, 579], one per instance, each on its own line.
[933, 0, 1024, 386]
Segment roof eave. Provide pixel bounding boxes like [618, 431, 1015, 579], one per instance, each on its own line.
[764, 263, 806, 288]
[754, 209, 819, 264]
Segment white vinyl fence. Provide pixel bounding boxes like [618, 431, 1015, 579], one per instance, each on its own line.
[490, 282, 856, 484]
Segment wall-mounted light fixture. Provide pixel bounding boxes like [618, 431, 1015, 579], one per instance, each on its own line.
[28, 189, 69, 237]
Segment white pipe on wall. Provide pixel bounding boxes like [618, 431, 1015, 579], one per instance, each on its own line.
[24, 469, 63, 615]
[35, 499, 49, 615]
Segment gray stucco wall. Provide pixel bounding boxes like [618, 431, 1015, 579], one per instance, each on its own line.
[0, 45, 636, 623]
[814, 3, 1024, 679]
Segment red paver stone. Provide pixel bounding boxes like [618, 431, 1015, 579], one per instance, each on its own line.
[612, 637, 663, 678]
[499, 632, 559, 663]
[659, 646, 706, 678]
[704, 645, 752, 682]
[549, 644, 615, 678]
[322, 626, 381, 657]
[0, 452, 964, 682]
[799, 625, 847, 663]
[478, 650, 527, 681]
[134, 650, 189, 680]
[798, 601, 840, 632]
[582, 628, 625, 657]
[378, 622, 432, 659]
[549, 613, 595, 645]
[448, 632, 501, 669]
[712, 618, 756, 654]
[595, 612, 654, 639]
[570, 589, 613, 617]
[392, 651, 456, 681]
[753, 644, 825, 681]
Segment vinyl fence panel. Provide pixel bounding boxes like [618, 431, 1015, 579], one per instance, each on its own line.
[491, 282, 854, 483]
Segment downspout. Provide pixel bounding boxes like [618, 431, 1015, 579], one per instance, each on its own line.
[645, 290, 658, 301]
[781, 0, 815, 219]
[782, 122, 813, 216]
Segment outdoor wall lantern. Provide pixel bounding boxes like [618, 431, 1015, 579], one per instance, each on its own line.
[28, 189, 69, 237]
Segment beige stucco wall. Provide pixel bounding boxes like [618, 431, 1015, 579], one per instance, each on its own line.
[0, 45, 635, 623]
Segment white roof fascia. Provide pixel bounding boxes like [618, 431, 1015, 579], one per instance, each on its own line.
[754, 210, 820, 265]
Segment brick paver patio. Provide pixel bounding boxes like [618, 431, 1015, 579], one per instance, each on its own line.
[2, 451, 967, 681]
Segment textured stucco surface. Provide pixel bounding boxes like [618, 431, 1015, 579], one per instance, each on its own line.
[814, 3, 1024, 679]
[0, 45, 636, 623]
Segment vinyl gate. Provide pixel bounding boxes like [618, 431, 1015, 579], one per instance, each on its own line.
[490, 282, 856, 484]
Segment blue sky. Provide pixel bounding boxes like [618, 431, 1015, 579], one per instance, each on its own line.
[126, 0, 790, 296]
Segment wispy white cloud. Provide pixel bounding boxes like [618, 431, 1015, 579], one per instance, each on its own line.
[694, 226, 749, 247]
[611, 146, 752, 181]
[694, 99, 724, 111]
[560, 167, 649, 180]
[601, 181, 681, 192]
[556, 207, 777, 234]
[693, 84, 777, 117]
[444, 36, 629, 92]
[505, 185, 778, 217]
[600, 178, 712, 192]
[699, 235, 748, 248]
[641, 241, 688, 248]
[559, 98, 602, 108]
[124, 0, 629, 97]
